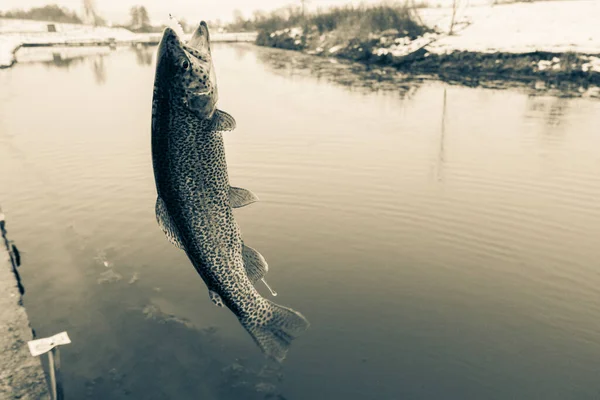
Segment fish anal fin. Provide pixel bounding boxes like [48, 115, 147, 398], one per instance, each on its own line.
[229, 187, 259, 208]
[156, 197, 184, 250]
[209, 290, 224, 307]
[242, 244, 268, 284]
[211, 109, 236, 132]
[242, 245, 278, 296]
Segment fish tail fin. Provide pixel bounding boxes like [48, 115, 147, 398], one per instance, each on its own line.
[240, 299, 310, 363]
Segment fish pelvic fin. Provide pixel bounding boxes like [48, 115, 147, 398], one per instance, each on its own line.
[209, 290, 224, 307]
[229, 187, 259, 208]
[156, 197, 184, 250]
[241, 299, 310, 363]
[210, 109, 236, 132]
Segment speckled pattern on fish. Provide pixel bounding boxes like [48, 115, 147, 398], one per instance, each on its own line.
[151, 21, 309, 362]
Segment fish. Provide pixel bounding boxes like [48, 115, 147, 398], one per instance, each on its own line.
[150, 21, 310, 362]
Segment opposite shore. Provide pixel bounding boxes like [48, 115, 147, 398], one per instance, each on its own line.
[1, 1, 599, 97]
[0, 18, 256, 69]
[253, 0, 600, 97]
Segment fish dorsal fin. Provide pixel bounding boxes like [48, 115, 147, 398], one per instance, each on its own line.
[229, 187, 259, 208]
[156, 196, 184, 250]
[210, 109, 236, 132]
[242, 245, 277, 296]
[209, 290, 224, 307]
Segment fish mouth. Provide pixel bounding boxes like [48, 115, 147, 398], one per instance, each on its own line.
[188, 21, 211, 52]
[162, 27, 183, 44]
[157, 26, 185, 60]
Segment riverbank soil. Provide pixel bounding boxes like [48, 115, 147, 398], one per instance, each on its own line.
[0, 216, 49, 399]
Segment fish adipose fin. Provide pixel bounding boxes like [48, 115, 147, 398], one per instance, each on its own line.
[242, 245, 277, 296]
[229, 187, 259, 208]
[241, 300, 310, 363]
[156, 197, 184, 249]
[209, 290, 224, 307]
[210, 110, 236, 132]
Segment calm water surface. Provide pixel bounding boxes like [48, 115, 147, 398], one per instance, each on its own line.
[1, 44, 600, 400]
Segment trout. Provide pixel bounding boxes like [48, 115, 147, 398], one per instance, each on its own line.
[151, 22, 310, 362]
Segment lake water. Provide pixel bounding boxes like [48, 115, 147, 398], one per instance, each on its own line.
[1, 43, 600, 400]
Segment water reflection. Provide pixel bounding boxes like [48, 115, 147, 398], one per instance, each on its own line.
[231, 43, 253, 62]
[252, 44, 423, 99]
[91, 56, 107, 85]
[133, 44, 154, 66]
[13, 46, 156, 84]
[48, 52, 86, 69]
[435, 88, 448, 182]
[15, 46, 110, 70]
[525, 95, 570, 128]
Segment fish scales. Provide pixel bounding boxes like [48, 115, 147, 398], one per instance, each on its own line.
[155, 102, 244, 292]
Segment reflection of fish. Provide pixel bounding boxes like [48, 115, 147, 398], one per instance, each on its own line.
[151, 22, 309, 362]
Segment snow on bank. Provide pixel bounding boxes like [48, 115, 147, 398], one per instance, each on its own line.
[266, 0, 600, 66]
[373, 33, 440, 57]
[0, 36, 21, 67]
[0, 18, 87, 34]
[0, 19, 139, 67]
[581, 56, 600, 73]
[417, 0, 600, 54]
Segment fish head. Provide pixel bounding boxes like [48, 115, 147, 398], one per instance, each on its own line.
[155, 22, 218, 120]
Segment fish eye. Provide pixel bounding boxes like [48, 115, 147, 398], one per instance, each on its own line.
[181, 59, 190, 70]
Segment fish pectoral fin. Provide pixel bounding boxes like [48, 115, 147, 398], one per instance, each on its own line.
[242, 245, 277, 296]
[210, 109, 236, 132]
[155, 196, 184, 250]
[209, 290, 224, 307]
[229, 186, 259, 208]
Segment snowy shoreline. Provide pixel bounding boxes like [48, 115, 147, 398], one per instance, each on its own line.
[0, 18, 256, 68]
[2, 0, 600, 96]
[256, 0, 600, 96]
[417, 0, 600, 55]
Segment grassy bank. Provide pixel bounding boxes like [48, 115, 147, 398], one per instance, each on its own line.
[245, 2, 600, 92]
[253, 4, 429, 51]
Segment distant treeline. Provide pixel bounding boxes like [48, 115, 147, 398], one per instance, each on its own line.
[0, 3, 162, 32]
[0, 4, 83, 24]
[226, 3, 428, 38]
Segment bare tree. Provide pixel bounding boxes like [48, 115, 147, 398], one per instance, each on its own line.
[129, 5, 150, 30]
[82, 0, 104, 26]
[300, 0, 307, 18]
[129, 6, 140, 28]
[231, 9, 250, 31]
[233, 9, 244, 25]
[300, 0, 311, 29]
[449, 0, 460, 35]
[138, 6, 150, 28]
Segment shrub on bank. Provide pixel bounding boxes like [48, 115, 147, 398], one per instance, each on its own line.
[309, 5, 427, 38]
[248, 3, 429, 51]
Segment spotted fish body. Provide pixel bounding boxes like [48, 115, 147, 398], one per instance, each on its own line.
[151, 22, 309, 362]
